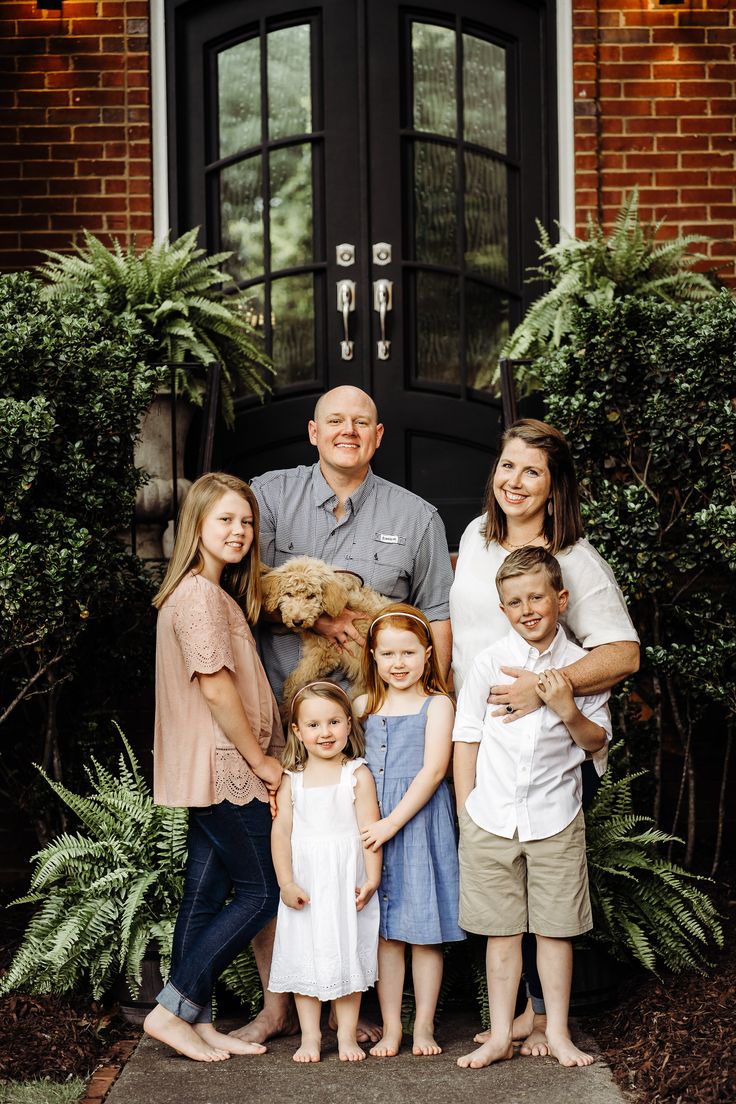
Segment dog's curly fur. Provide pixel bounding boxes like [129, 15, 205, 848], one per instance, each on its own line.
[261, 556, 391, 714]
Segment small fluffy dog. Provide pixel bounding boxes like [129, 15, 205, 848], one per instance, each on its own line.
[261, 556, 391, 713]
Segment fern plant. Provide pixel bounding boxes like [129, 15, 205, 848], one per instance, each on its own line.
[505, 189, 716, 364]
[585, 762, 723, 973]
[37, 229, 273, 427]
[1, 731, 262, 1010]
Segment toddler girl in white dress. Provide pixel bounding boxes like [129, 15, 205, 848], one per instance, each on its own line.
[269, 681, 381, 1063]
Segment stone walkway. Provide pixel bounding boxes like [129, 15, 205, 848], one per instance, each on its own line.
[104, 1012, 630, 1104]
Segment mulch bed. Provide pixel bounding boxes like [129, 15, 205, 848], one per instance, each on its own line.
[582, 895, 736, 1104]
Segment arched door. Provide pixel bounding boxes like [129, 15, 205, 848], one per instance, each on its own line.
[166, 0, 557, 546]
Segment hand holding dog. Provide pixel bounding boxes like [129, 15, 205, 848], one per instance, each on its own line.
[313, 608, 366, 654]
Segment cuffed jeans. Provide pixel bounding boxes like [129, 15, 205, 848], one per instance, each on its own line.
[156, 798, 279, 1024]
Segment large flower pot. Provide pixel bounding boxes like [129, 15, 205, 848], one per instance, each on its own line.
[133, 390, 194, 560]
[569, 943, 620, 1015]
[113, 948, 165, 1025]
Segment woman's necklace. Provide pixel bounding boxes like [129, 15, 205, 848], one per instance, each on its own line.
[501, 531, 545, 550]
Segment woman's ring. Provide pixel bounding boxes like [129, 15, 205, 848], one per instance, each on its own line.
[505, 704, 514, 714]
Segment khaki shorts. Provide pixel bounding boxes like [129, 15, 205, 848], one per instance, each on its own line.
[458, 807, 592, 938]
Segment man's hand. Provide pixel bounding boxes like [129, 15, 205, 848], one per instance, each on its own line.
[488, 667, 543, 722]
[313, 608, 366, 654]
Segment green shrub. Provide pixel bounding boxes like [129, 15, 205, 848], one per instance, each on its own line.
[0, 272, 160, 839]
[533, 290, 736, 865]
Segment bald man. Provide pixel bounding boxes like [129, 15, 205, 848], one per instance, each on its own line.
[251, 386, 454, 697]
[228, 387, 454, 1047]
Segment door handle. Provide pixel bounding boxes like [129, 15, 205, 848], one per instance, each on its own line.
[337, 279, 355, 360]
[373, 279, 393, 361]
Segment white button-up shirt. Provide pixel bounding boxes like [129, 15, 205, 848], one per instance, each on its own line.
[453, 625, 612, 842]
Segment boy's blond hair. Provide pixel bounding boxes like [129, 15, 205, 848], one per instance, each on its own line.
[495, 546, 564, 599]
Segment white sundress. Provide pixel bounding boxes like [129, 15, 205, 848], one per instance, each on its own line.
[268, 758, 379, 1001]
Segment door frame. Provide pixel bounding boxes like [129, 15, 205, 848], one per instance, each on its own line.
[149, 0, 576, 242]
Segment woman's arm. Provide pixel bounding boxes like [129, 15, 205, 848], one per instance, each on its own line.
[489, 640, 640, 720]
[353, 766, 382, 910]
[271, 775, 310, 909]
[360, 696, 455, 850]
[197, 667, 283, 789]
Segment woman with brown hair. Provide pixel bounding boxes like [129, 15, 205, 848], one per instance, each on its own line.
[449, 418, 639, 1054]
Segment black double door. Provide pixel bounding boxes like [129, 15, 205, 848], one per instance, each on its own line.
[167, 0, 557, 547]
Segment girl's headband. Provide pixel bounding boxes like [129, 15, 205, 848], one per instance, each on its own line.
[369, 612, 430, 637]
[289, 680, 354, 715]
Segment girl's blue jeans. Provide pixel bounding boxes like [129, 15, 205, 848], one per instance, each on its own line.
[156, 797, 279, 1025]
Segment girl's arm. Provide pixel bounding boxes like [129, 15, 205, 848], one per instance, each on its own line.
[353, 766, 382, 911]
[360, 695, 455, 851]
[197, 667, 283, 790]
[271, 775, 310, 909]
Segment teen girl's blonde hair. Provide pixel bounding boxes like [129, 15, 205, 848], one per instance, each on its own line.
[283, 681, 364, 771]
[152, 472, 263, 622]
[359, 603, 450, 719]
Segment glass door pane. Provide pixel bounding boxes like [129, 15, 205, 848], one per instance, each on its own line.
[212, 20, 321, 389]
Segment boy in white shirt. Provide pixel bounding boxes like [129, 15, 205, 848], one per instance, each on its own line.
[453, 546, 611, 1070]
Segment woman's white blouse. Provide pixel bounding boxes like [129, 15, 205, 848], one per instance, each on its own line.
[450, 516, 639, 693]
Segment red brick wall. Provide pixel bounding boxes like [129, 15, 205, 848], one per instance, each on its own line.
[573, 0, 736, 285]
[0, 0, 152, 270]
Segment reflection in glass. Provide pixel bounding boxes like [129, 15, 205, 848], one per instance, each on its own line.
[463, 34, 506, 152]
[466, 280, 509, 394]
[465, 152, 508, 283]
[415, 271, 460, 384]
[220, 156, 264, 282]
[412, 22, 456, 138]
[271, 274, 316, 385]
[268, 24, 312, 141]
[238, 284, 265, 334]
[269, 144, 313, 271]
[218, 38, 261, 159]
[414, 142, 457, 266]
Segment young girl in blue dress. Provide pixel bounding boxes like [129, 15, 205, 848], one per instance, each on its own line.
[356, 603, 464, 1059]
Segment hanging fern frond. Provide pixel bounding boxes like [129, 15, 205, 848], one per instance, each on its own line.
[505, 189, 717, 369]
[585, 760, 723, 974]
[38, 230, 274, 426]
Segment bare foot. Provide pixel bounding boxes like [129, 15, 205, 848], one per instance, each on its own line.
[412, 1024, 441, 1056]
[194, 1023, 266, 1056]
[545, 1030, 594, 1068]
[474, 1003, 537, 1044]
[293, 1033, 322, 1063]
[457, 1037, 514, 1069]
[328, 1009, 382, 1044]
[519, 1024, 549, 1057]
[338, 1034, 367, 1062]
[229, 1005, 299, 1045]
[144, 1005, 230, 1062]
[369, 1025, 402, 1057]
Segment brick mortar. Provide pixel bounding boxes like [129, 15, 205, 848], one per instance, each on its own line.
[573, 0, 736, 284]
[0, 0, 153, 269]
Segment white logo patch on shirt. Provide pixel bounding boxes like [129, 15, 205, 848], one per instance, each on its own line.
[378, 533, 399, 544]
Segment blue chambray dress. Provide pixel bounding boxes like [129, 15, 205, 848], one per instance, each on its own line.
[364, 697, 465, 944]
